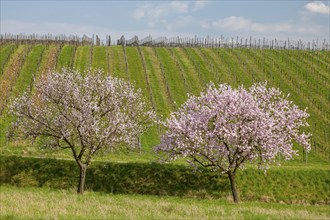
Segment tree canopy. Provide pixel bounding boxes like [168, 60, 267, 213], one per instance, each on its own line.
[10, 68, 155, 193]
[157, 82, 310, 202]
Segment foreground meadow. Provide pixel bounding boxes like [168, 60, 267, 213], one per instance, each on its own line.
[0, 185, 329, 220]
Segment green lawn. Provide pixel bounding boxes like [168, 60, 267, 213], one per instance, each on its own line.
[1, 185, 328, 220]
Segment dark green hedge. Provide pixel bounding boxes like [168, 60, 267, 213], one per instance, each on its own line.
[1, 156, 329, 204]
[0, 156, 229, 198]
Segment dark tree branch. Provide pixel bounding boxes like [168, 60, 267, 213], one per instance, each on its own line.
[198, 152, 226, 172]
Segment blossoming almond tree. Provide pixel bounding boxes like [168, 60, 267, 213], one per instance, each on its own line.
[156, 82, 310, 203]
[10, 68, 155, 194]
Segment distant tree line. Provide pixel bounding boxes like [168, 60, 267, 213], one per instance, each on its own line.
[0, 33, 94, 46]
[121, 35, 330, 51]
[1, 33, 329, 51]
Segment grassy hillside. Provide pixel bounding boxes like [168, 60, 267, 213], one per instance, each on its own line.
[0, 43, 329, 161]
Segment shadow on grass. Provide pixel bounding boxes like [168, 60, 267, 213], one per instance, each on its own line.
[0, 156, 229, 198]
[1, 155, 329, 204]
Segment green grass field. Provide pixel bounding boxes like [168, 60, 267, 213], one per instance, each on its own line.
[1, 185, 329, 220]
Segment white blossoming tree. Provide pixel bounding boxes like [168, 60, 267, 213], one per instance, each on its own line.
[156, 82, 310, 203]
[10, 68, 155, 194]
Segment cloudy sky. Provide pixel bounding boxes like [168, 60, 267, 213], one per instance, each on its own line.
[1, 0, 329, 43]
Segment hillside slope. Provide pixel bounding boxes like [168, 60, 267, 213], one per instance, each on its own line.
[0, 44, 329, 160]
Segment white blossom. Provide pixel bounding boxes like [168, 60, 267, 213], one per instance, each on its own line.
[10, 68, 155, 193]
[157, 82, 311, 172]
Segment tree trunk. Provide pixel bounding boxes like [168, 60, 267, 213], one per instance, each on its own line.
[228, 173, 239, 203]
[77, 164, 87, 194]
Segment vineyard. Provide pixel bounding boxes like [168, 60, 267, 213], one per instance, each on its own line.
[0, 34, 329, 161]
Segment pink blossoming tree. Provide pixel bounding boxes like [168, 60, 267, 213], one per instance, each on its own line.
[156, 82, 310, 203]
[10, 68, 155, 194]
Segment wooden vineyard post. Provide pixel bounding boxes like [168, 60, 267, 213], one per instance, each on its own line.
[89, 43, 93, 67]
[169, 48, 190, 94]
[137, 45, 157, 113]
[70, 45, 77, 69]
[153, 47, 175, 111]
[106, 46, 111, 75]
[122, 42, 130, 83]
[30, 45, 46, 93]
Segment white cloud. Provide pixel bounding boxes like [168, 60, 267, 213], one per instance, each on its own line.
[211, 16, 325, 36]
[132, 1, 193, 30]
[169, 1, 189, 13]
[132, 1, 211, 30]
[133, 4, 151, 20]
[133, 1, 189, 21]
[304, 1, 330, 15]
[193, 0, 210, 11]
[212, 16, 253, 32]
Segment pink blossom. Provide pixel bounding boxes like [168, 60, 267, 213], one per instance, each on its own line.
[10, 68, 155, 194]
[156, 82, 310, 203]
